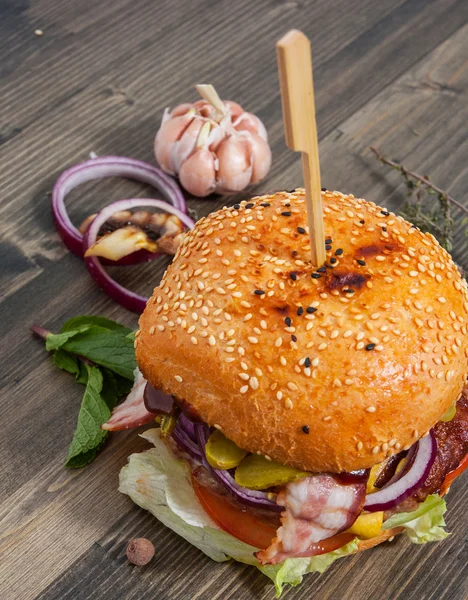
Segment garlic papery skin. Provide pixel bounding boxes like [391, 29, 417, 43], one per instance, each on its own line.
[154, 85, 271, 197]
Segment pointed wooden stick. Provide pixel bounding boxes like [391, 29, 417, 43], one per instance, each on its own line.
[276, 30, 325, 267]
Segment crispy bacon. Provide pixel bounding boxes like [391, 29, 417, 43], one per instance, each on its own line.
[101, 369, 155, 431]
[257, 475, 365, 565]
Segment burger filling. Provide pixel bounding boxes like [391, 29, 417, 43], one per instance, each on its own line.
[104, 375, 468, 564]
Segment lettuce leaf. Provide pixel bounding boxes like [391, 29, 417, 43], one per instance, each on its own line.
[119, 430, 359, 595]
[382, 494, 449, 543]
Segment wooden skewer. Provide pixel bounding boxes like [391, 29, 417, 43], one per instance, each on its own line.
[276, 30, 326, 267]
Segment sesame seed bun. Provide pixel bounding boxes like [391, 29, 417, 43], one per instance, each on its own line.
[136, 190, 468, 472]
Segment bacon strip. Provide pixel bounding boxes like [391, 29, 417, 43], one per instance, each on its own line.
[257, 474, 365, 565]
[102, 369, 155, 431]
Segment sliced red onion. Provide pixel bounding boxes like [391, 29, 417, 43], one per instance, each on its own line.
[143, 382, 174, 415]
[172, 421, 202, 460]
[364, 432, 437, 512]
[195, 423, 283, 512]
[178, 413, 197, 442]
[83, 198, 194, 313]
[52, 155, 186, 262]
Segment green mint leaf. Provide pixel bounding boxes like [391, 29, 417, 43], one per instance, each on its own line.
[61, 329, 137, 380]
[61, 315, 132, 335]
[65, 364, 111, 468]
[52, 348, 81, 377]
[45, 324, 94, 351]
[101, 368, 134, 410]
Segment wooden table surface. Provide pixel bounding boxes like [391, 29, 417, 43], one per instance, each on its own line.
[1, 1, 468, 598]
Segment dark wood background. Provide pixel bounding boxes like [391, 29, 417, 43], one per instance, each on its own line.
[1, 0, 467, 598]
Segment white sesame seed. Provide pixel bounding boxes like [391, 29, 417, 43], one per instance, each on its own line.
[248, 336, 258, 344]
[250, 377, 259, 390]
[285, 398, 293, 409]
[174, 375, 183, 383]
[240, 385, 249, 394]
[366, 406, 376, 413]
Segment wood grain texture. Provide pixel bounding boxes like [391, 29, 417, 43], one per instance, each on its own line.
[1, 1, 468, 599]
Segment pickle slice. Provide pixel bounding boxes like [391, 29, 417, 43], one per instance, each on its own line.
[205, 430, 248, 470]
[160, 415, 177, 437]
[440, 402, 456, 422]
[235, 454, 307, 490]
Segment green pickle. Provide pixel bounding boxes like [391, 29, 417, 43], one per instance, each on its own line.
[440, 402, 457, 422]
[160, 415, 177, 437]
[235, 454, 307, 490]
[205, 430, 248, 469]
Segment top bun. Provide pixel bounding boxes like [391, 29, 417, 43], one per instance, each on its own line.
[136, 190, 468, 472]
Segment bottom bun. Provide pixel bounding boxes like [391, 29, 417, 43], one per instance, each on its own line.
[356, 527, 404, 552]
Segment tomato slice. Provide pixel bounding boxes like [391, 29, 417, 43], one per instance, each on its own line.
[191, 474, 278, 549]
[191, 474, 356, 557]
[440, 452, 468, 496]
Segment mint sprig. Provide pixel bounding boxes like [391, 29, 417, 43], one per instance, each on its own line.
[32, 315, 137, 468]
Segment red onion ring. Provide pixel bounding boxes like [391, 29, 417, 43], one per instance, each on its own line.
[52, 156, 187, 263]
[364, 432, 437, 512]
[195, 423, 283, 511]
[83, 199, 194, 313]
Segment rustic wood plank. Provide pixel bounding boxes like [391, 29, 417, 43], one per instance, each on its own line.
[1, 1, 468, 599]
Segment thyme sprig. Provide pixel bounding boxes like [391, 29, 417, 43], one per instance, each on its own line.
[370, 146, 468, 252]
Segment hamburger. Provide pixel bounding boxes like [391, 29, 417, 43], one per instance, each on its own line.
[117, 189, 468, 594]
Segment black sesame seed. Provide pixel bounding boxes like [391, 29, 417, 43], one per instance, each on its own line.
[324, 263, 334, 269]
[291, 334, 297, 342]
[287, 189, 296, 193]
[254, 289, 265, 295]
[321, 187, 327, 192]
[325, 244, 332, 251]
[365, 343, 376, 351]
[302, 425, 310, 434]
[382, 227, 387, 232]
[281, 211, 292, 217]
[381, 210, 390, 216]
[317, 266, 327, 273]
[285, 317, 292, 327]
[306, 307, 317, 314]
[245, 203, 254, 209]
[325, 238, 332, 244]
[311, 273, 321, 279]
[297, 227, 306, 234]
[359, 220, 365, 224]
[285, 203, 291, 207]
[335, 248, 343, 256]
[297, 307, 304, 316]
[260, 202, 271, 207]
[356, 259, 366, 266]
[289, 272, 297, 281]
[304, 357, 311, 368]
[330, 257, 337, 264]
[233, 204, 240, 210]
[343, 288, 355, 294]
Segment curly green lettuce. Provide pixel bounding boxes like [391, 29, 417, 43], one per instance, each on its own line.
[119, 429, 449, 596]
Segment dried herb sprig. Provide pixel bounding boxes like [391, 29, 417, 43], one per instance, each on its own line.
[370, 146, 468, 251]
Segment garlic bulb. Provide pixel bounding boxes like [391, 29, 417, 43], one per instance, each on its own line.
[154, 85, 272, 197]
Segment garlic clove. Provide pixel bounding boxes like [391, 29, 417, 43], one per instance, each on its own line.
[234, 112, 268, 141]
[171, 103, 195, 117]
[246, 132, 272, 184]
[169, 117, 206, 173]
[179, 147, 216, 197]
[154, 113, 194, 174]
[215, 135, 253, 193]
[224, 100, 244, 121]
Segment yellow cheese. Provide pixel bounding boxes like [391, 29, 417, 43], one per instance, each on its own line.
[347, 511, 384, 539]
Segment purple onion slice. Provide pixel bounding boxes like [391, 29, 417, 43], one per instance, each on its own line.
[364, 432, 437, 512]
